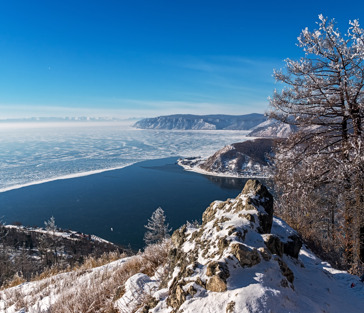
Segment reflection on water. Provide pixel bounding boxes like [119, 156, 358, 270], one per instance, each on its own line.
[203, 175, 247, 190]
[204, 174, 272, 193]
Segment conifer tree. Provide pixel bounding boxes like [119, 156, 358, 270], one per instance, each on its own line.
[144, 207, 171, 246]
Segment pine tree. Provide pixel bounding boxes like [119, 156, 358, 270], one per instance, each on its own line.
[44, 216, 62, 264]
[144, 207, 171, 246]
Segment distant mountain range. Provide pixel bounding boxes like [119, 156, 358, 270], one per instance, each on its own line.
[133, 113, 267, 130]
[133, 114, 296, 138]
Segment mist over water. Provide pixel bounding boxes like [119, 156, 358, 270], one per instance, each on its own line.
[0, 123, 249, 192]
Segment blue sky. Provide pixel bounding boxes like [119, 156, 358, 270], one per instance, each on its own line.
[0, 0, 363, 119]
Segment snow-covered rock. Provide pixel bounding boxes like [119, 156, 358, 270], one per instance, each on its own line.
[115, 273, 159, 312]
[136, 180, 363, 313]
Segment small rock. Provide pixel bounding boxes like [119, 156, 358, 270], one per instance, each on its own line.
[187, 285, 197, 296]
[226, 301, 236, 313]
[258, 247, 271, 261]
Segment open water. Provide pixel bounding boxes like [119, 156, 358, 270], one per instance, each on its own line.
[0, 123, 250, 249]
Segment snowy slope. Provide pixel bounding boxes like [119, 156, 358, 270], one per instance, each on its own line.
[119, 180, 363, 313]
[248, 119, 296, 138]
[0, 257, 131, 313]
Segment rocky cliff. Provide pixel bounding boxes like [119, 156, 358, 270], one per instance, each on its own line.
[133, 114, 266, 130]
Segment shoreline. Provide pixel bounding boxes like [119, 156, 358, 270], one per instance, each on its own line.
[177, 159, 270, 179]
[0, 163, 138, 193]
[1, 155, 269, 194]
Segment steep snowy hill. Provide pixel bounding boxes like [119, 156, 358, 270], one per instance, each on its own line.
[1, 180, 363, 312]
[133, 114, 266, 130]
[178, 139, 274, 178]
[117, 180, 363, 313]
[247, 119, 297, 138]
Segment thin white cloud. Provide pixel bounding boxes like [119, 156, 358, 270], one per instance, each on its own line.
[159, 55, 281, 102]
[0, 98, 267, 120]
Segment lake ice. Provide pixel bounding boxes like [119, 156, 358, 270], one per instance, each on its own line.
[0, 122, 250, 192]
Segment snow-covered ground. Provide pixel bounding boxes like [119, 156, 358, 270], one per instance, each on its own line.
[0, 257, 131, 313]
[178, 157, 270, 179]
[4, 225, 113, 245]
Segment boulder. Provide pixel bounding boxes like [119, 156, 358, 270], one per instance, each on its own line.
[242, 179, 273, 216]
[206, 275, 227, 292]
[231, 243, 260, 267]
[206, 261, 229, 279]
[206, 261, 229, 292]
[283, 234, 302, 259]
[264, 234, 283, 257]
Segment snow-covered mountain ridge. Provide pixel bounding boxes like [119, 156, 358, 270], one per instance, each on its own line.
[133, 114, 266, 130]
[178, 138, 275, 178]
[134, 114, 297, 138]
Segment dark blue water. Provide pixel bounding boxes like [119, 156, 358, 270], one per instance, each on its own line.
[0, 157, 248, 249]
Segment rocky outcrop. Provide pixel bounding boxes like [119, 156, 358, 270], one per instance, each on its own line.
[146, 179, 300, 313]
[133, 114, 266, 130]
[178, 139, 274, 178]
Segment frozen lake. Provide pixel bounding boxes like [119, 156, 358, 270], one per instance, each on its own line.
[0, 122, 250, 192]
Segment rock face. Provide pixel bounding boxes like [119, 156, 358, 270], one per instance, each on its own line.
[148, 179, 301, 313]
[133, 114, 266, 130]
[178, 139, 274, 177]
